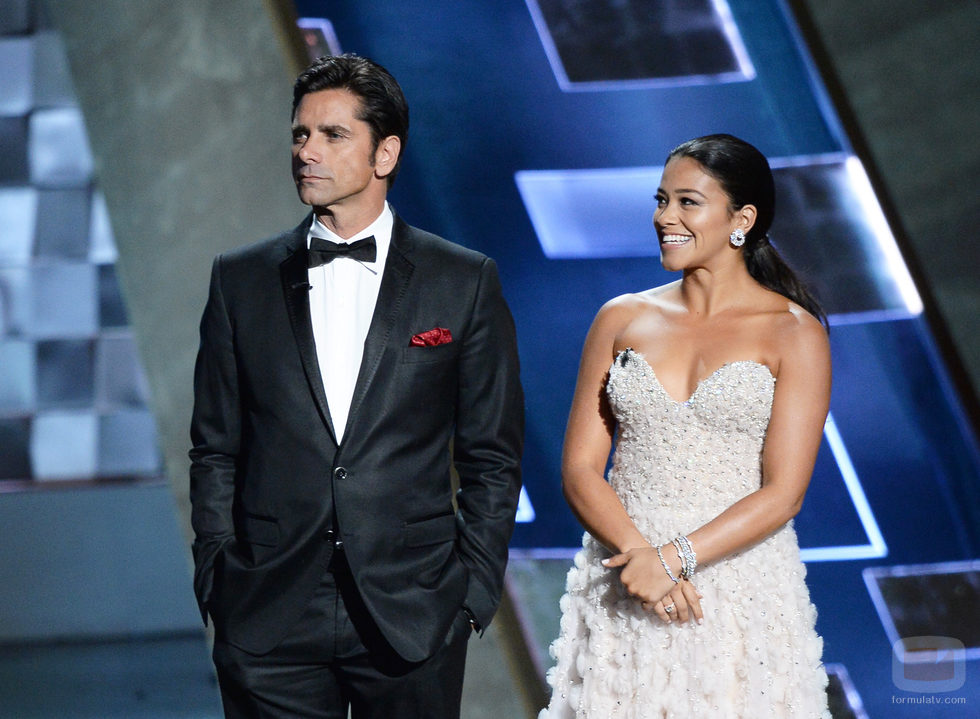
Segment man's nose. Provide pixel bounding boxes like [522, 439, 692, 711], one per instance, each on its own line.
[296, 138, 319, 163]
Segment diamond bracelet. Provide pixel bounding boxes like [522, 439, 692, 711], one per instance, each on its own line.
[671, 535, 697, 579]
[655, 544, 680, 584]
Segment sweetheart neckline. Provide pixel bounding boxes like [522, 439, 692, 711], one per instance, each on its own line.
[615, 347, 775, 406]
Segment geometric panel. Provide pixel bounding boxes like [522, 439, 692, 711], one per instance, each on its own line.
[515, 486, 536, 523]
[0, 36, 32, 116]
[97, 264, 128, 328]
[34, 187, 92, 260]
[769, 156, 921, 323]
[28, 107, 93, 188]
[0, 10, 161, 486]
[296, 17, 343, 60]
[0, 115, 30, 183]
[97, 410, 161, 476]
[863, 560, 980, 662]
[526, 0, 754, 90]
[0, 266, 31, 336]
[0, 417, 31, 479]
[824, 664, 870, 719]
[797, 413, 887, 562]
[28, 263, 97, 339]
[87, 190, 118, 265]
[0, 339, 35, 411]
[29, 409, 98, 480]
[35, 338, 95, 407]
[516, 165, 660, 259]
[794, 437, 870, 549]
[0, 1, 33, 37]
[0, 186, 38, 264]
[96, 334, 148, 406]
[31, 30, 76, 109]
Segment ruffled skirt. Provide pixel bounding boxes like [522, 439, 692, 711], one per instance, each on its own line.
[539, 525, 830, 719]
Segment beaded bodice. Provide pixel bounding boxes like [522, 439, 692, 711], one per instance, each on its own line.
[605, 348, 776, 538]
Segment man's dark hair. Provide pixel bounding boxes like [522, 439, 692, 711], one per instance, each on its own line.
[293, 53, 410, 187]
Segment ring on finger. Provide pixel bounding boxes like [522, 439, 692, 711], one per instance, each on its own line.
[664, 603, 675, 614]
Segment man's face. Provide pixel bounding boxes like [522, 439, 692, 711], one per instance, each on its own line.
[291, 88, 383, 213]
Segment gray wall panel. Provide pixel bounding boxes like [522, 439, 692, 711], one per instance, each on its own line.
[44, 0, 307, 539]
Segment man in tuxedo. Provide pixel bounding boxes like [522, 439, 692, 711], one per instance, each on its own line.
[189, 53, 524, 718]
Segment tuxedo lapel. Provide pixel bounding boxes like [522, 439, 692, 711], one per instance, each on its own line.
[280, 224, 339, 444]
[342, 219, 415, 442]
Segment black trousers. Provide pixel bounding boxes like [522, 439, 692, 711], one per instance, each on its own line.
[212, 550, 471, 719]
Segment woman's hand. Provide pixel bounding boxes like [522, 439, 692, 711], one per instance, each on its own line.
[603, 546, 670, 602]
[603, 546, 703, 623]
[643, 581, 703, 624]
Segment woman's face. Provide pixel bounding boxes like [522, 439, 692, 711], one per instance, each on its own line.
[653, 156, 742, 272]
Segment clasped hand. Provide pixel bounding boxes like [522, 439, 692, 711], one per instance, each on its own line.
[603, 547, 703, 624]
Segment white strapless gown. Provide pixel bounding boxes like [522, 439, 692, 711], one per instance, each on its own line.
[540, 348, 830, 718]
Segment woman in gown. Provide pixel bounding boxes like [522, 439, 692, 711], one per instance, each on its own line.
[540, 135, 832, 718]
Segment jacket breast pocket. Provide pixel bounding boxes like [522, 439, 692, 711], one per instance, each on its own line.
[400, 342, 458, 364]
[403, 513, 457, 547]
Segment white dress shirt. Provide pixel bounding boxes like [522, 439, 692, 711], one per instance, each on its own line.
[307, 203, 393, 441]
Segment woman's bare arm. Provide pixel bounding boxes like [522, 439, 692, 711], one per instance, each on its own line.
[607, 309, 830, 607]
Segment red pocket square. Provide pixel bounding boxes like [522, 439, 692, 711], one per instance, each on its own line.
[410, 327, 453, 347]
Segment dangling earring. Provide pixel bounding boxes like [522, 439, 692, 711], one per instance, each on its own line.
[729, 228, 746, 247]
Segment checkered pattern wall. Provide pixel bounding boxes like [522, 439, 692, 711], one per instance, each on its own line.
[0, 0, 161, 482]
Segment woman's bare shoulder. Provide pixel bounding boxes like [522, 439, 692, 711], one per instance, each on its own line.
[768, 299, 830, 369]
[592, 283, 679, 335]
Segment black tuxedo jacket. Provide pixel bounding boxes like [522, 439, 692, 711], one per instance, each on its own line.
[189, 212, 524, 660]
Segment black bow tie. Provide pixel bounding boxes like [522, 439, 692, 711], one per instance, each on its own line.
[308, 236, 377, 267]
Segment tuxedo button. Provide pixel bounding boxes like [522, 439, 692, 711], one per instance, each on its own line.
[323, 529, 335, 541]
[334, 466, 348, 480]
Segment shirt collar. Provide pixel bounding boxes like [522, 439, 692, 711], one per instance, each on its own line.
[306, 203, 393, 265]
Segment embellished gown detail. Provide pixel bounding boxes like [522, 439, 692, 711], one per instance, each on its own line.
[540, 349, 829, 718]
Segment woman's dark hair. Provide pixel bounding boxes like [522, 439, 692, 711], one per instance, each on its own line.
[667, 134, 827, 329]
[293, 53, 409, 187]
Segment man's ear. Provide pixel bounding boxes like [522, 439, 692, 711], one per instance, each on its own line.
[374, 135, 401, 179]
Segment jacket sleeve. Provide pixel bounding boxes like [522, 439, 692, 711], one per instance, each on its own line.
[453, 257, 524, 631]
[188, 255, 240, 624]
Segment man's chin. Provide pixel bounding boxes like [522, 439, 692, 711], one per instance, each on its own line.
[296, 189, 329, 207]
